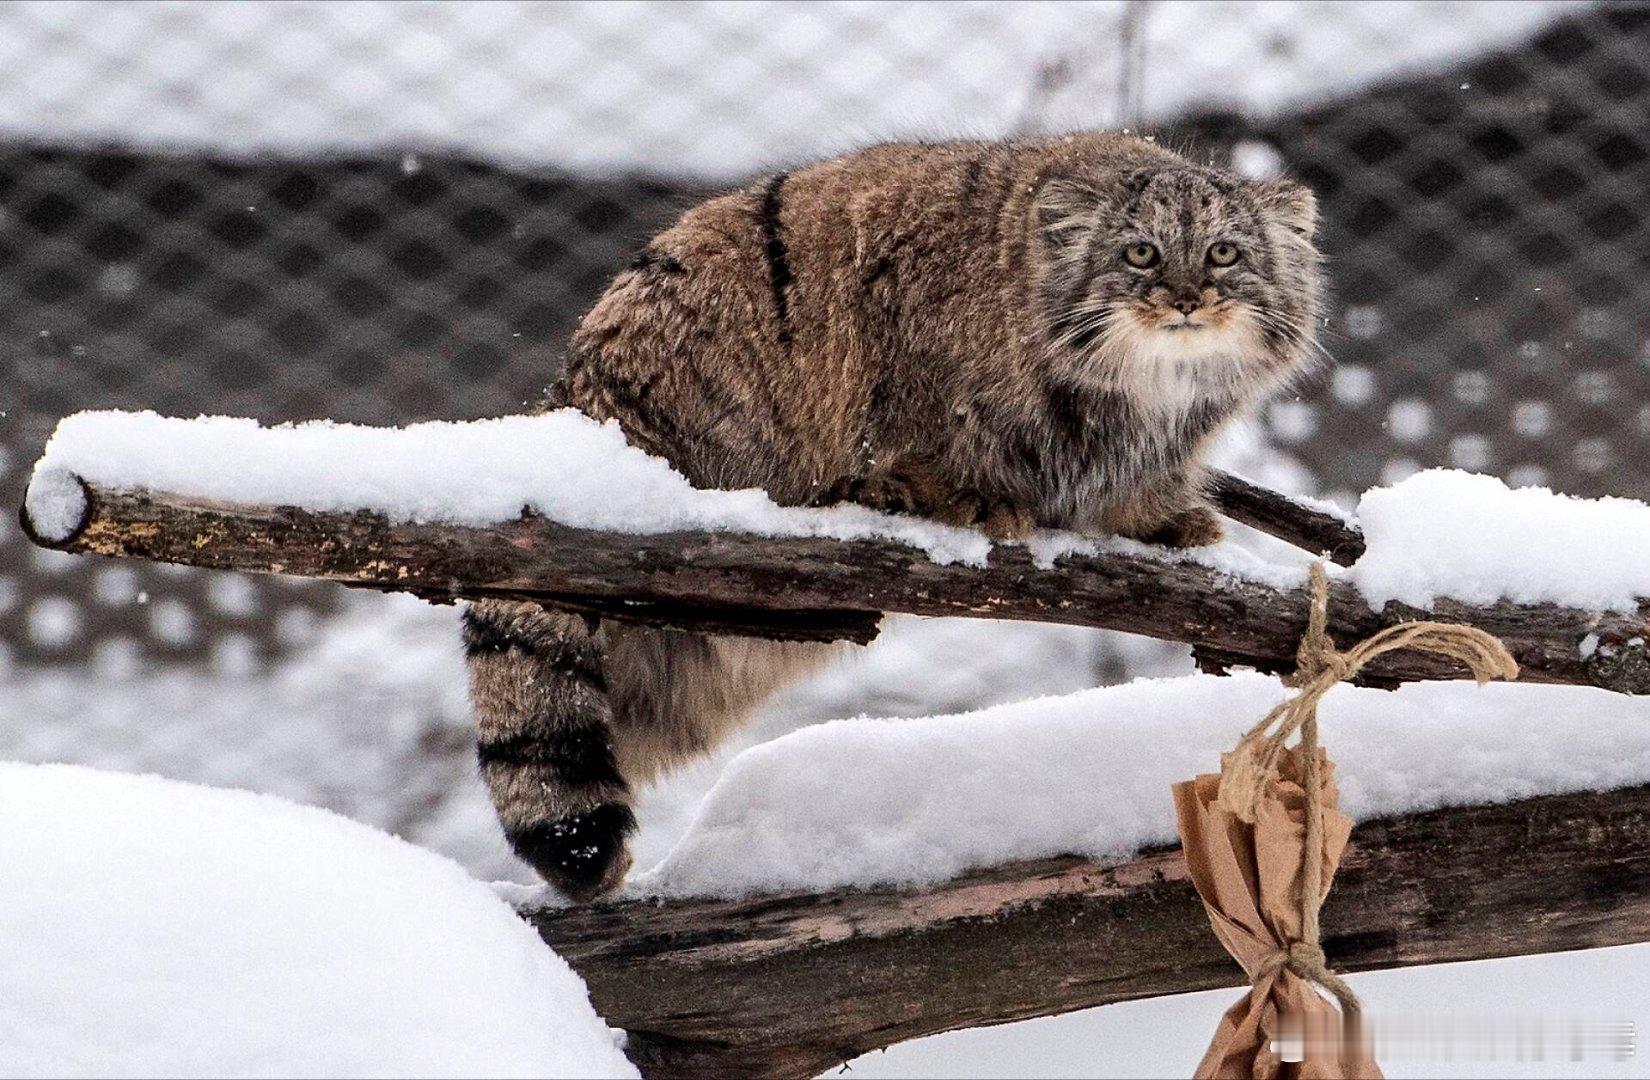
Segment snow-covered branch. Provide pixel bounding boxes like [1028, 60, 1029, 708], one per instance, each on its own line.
[531, 782, 1650, 1078]
[21, 474, 1650, 694]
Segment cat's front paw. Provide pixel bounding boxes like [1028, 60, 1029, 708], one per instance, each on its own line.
[1142, 505, 1225, 549]
[812, 469, 1034, 541]
[935, 490, 1036, 541]
[811, 469, 935, 516]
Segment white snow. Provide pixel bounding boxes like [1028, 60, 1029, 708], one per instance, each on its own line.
[38, 411, 1650, 626]
[0, 591, 1198, 887]
[1025, 525, 1309, 588]
[0, 2, 1575, 180]
[0, 761, 637, 1079]
[27, 408, 992, 565]
[1354, 469, 1650, 612]
[633, 671, 1650, 898]
[0, 591, 538, 879]
[26, 409, 1312, 585]
[19, 466, 88, 546]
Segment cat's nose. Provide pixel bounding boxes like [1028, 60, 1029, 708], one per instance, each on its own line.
[1172, 293, 1201, 315]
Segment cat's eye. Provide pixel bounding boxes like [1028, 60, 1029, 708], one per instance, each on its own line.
[1123, 242, 1160, 269]
[1206, 242, 1241, 267]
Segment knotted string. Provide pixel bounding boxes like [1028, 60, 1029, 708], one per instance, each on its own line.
[1217, 562, 1519, 827]
[1217, 561, 1519, 1056]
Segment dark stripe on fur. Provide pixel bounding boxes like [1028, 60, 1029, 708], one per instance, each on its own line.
[1007, 425, 1045, 478]
[605, 369, 681, 441]
[859, 252, 893, 289]
[1045, 377, 1098, 451]
[759, 172, 794, 345]
[539, 376, 573, 411]
[506, 804, 637, 896]
[460, 606, 534, 655]
[460, 608, 608, 692]
[1177, 397, 1227, 448]
[629, 247, 684, 274]
[985, 162, 1019, 252]
[477, 730, 626, 790]
[583, 368, 682, 463]
[1119, 168, 1157, 218]
[959, 152, 987, 207]
[1052, 297, 1108, 353]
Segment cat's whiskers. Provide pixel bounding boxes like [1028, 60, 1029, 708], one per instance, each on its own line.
[1048, 301, 1121, 352]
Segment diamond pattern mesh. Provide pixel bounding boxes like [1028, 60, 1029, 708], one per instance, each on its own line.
[2, 1, 1647, 671]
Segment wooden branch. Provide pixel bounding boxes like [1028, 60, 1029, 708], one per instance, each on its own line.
[532, 782, 1650, 1078]
[24, 477, 1650, 693]
[1206, 470, 1365, 566]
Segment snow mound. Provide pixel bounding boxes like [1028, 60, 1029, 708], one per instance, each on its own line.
[0, 762, 637, 1079]
[634, 671, 1650, 898]
[1354, 469, 1650, 612]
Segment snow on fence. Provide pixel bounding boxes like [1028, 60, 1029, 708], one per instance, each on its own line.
[18, 408, 1650, 1076]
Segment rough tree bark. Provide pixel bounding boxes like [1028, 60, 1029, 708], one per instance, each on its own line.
[23, 473, 1650, 693]
[1205, 470, 1365, 565]
[532, 782, 1650, 1077]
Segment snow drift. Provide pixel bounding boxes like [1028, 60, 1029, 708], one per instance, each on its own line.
[636, 671, 1650, 898]
[0, 762, 637, 1079]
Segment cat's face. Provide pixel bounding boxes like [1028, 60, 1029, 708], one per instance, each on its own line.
[1038, 165, 1322, 381]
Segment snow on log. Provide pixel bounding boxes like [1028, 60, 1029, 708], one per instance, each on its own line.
[22, 408, 1363, 560]
[625, 671, 1650, 899]
[531, 781, 1650, 1078]
[529, 668, 1650, 1075]
[19, 473, 1650, 691]
[18, 409, 1650, 682]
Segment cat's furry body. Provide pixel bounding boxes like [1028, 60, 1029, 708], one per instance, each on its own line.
[465, 132, 1322, 899]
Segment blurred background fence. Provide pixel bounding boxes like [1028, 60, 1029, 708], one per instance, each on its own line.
[2, 0, 1647, 671]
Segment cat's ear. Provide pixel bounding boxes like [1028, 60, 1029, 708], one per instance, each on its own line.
[1252, 178, 1318, 238]
[1033, 177, 1099, 262]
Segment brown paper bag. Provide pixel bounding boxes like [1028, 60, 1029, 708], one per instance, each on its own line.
[1172, 747, 1381, 1079]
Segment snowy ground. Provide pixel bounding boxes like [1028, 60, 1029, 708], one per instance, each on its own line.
[12, 641, 1648, 1080]
[0, 761, 636, 1079]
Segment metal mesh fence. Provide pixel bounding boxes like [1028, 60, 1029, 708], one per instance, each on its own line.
[2, 0, 1647, 672]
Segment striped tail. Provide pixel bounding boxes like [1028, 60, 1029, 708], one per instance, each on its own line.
[462, 600, 635, 901]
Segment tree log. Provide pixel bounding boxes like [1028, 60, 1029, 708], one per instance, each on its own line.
[24, 476, 1650, 692]
[1205, 470, 1365, 566]
[531, 782, 1650, 1078]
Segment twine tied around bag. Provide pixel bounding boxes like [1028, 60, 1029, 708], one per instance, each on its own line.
[1217, 561, 1520, 1043]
